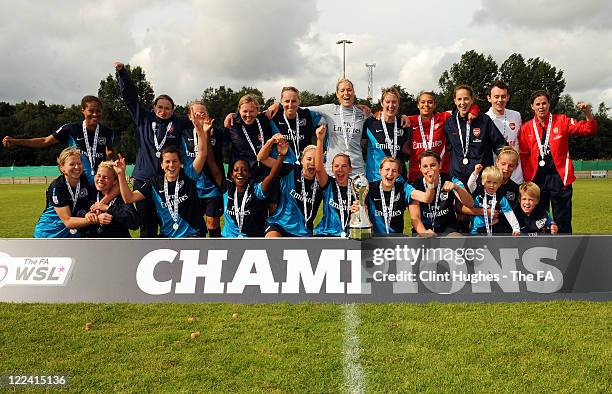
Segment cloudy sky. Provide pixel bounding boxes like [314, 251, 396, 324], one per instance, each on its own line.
[1, 0, 611, 111]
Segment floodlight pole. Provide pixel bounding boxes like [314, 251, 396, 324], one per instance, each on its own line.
[366, 63, 376, 100]
[336, 39, 353, 78]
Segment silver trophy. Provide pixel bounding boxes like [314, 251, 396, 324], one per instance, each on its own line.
[349, 174, 372, 240]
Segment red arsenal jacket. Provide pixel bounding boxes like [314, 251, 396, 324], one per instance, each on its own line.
[519, 114, 597, 186]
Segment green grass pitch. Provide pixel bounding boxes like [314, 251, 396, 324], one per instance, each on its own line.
[0, 179, 610, 392]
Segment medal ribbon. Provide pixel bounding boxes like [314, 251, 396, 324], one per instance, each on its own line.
[483, 193, 497, 236]
[335, 178, 353, 233]
[82, 121, 99, 176]
[233, 184, 250, 234]
[532, 113, 553, 161]
[418, 115, 435, 151]
[64, 177, 81, 212]
[455, 113, 471, 162]
[300, 171, 318, 222]
[427, 177, 442, 229]
[284, 113, 300, 163]
[152, 121, 173, 155]
[241, 118, 264, 160]
[380, 113, 398, 158]
[163, 173, 180, 226]
[379, 182, 396, 234]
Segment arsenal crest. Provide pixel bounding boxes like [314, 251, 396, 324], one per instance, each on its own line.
[509, 122, 516, 130]
[506, 191, 516, 202]
[473, 128, 481, 138]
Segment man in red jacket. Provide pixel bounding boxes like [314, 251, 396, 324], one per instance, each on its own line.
[519, 90, 597, 233]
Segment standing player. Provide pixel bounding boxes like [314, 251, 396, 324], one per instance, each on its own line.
[114, 61, 189, 237]
[269, 86, 325, 164]
[409, 151, 474, 237]
[444, 85, 508, 185]
[362, 88, 411, 182]
[181, 100, 224, 237]
[407, 91, 479, 182]
[34, 148, 96, 238]
[114, 116, 210, 238]
[225, 94, 274, 180]
[519, 90, 597, 233]
[258, 136, 324, 237]
[308, 79, 368, 176]
[486, 80, 523, 183]
[3, 95, 115, 186]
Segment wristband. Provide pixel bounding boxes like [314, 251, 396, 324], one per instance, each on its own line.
[425, 182, 435, 190]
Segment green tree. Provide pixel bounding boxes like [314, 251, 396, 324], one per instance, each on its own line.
[438, 50, 498, 111]
[499, 53, 566, 120]
[98, 65, 155, 162]
[555, 94, 581, 119]
[4, 101, 68, 166]
[202, 86, 238, 122]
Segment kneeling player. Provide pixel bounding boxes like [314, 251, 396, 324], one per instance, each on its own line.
[207, 138, 287, 238]
[517, 182, 558, 235]
[365, 157, 436, 236]
[409, 151, 474, 237]
[34, 148, 97, 238]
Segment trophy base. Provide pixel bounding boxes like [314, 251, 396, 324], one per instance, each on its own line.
[349, 227, 372, 240]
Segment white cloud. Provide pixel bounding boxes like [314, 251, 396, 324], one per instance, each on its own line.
[473, 0, 612, 30]
[0, 0, 610, 112]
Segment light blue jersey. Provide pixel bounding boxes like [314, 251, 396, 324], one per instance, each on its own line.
[470, 194, 513, 234]
[268, 163, 316, 237]
[314, 177, 356, 237]
[362, 116, 409, 182]
[34, 174, 93, 238]
[180, 131, 221, 199]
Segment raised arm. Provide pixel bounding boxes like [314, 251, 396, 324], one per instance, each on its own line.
[192, 116, 211, 175]
[3, 134, 58, 149]
[114, 62, 147, 125]
[257, 133, 285, 168]
[467, 164, 483, 193]
[114, 154, 145, 204]
[568, 102, 597, 136]
[408, 171, 438, 204]
[261, 139, 288, 194]
[314, 124, 329, 187]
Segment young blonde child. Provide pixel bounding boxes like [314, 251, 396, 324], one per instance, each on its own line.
[466, 146, 521, 233]
[516, 182, 558, 235]
[467, 166, 520, 235]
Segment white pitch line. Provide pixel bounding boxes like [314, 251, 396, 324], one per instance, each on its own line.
[342, 303, 365, 394]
